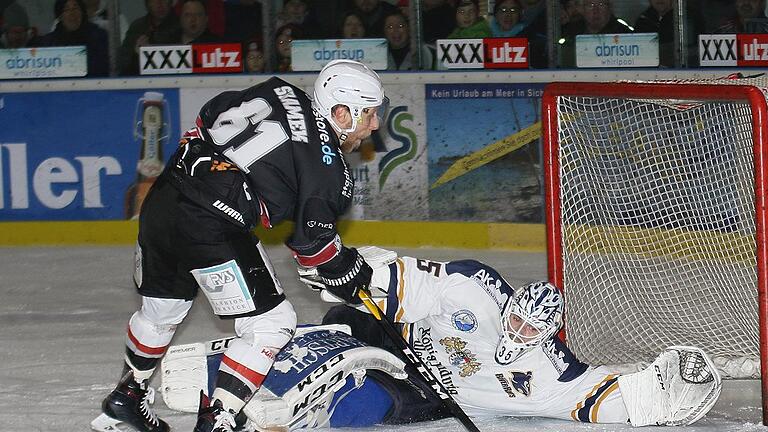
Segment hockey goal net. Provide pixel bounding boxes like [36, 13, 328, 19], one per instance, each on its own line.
[542, 78, 768, 422]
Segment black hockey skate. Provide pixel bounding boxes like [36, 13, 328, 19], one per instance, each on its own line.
[91, 370, 169, 432]
[193, 391, 238, 432]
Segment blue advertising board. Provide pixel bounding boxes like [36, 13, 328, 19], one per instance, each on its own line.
[0, 89, 180, 220]
[426, 83, 545, 223]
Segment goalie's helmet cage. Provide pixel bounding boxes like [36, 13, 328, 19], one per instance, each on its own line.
[495, 281, 563, 365]
[312, 59, 386, 135]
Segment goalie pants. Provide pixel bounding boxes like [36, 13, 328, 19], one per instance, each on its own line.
[322, 305, 452, 424]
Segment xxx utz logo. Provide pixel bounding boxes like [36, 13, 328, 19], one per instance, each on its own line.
[377, 105, 417, 190]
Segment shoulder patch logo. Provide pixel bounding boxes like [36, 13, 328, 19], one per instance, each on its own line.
[439, 337, 481, 377]
[451, 309, 478, 333]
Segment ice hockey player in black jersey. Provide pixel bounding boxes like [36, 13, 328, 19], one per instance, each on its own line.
[91, 60, 389, 432]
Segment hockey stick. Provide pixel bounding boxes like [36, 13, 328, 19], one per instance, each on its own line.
[357, 289, 481, 432]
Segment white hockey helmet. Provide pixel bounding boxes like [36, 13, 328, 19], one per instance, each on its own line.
[312, 59, 388, 135]
[495, 281, 564, 365]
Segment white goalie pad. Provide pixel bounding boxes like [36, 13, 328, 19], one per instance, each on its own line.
[160, 342, 209, 412]
[617, 345, 722, 426]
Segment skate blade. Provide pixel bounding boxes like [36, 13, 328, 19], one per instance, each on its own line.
[91, 413, 129, 432]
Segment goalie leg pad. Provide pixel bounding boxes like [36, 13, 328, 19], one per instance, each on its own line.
[160, 342, 208, 412]
[243, 326, 407, 430]
[617, 346, 722, 426]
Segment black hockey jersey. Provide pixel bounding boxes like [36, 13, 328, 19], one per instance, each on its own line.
[169, 77, 353, 266]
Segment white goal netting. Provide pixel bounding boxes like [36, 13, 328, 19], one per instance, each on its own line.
[551, 77, 768, 378]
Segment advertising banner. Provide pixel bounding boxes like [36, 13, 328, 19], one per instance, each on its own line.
[437, 38, 529, 70]
[0, 89, 180, 220]
[426, 83, 545, 223]
[698, 34, 768, 67]
[345, 83, 428, 221]
[737, 33, 768, 66]
[0, 46, 87, 79]
[291, 39, 388, 71]
[140, 45, 193, 75]
[436, 39, 484, 69]
[699, 34, 737, 66]
[482, 38, 529, 69]
[192, 43, 243, 73]
[576, 33, 659, 68]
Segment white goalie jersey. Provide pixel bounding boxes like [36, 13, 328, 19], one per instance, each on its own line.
[351, 249, 722, 426]
[361, 255, 631, 423]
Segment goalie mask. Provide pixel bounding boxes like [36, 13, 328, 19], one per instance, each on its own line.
[312, 59, 389, 135]
[495, 281, 563, 365]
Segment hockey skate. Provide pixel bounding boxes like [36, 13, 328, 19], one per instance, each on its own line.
[91, 370, 169, 432]
[194, 391, 238, 432]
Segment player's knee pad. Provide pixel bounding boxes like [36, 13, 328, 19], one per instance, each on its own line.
[234, 299, 297, 354]
[215, 300, 297, 397]
[141, 296, 193, 324]
[127, 298, 192, 357]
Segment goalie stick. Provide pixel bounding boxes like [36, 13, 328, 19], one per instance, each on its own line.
[357, 289, 481, 432]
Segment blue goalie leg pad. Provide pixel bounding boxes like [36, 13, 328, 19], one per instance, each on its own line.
[329, 376, 394, 428]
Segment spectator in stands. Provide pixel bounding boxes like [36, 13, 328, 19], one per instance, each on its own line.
[384, 10, 433, 70]
[489, 0, 526, 37]
[305, 0, 353, 39]
[634, 0, 674, 67]
[447, 0, 491, 39]
[276, 0, 321, 39]
[35, 0, 109, 77]
[173, 0, 225, 37]
[717, 0, 768, 33]
[558, 0, 633, 67]
[518, 0, 547, 68]
[244, 38, 266, 73]
[0, 2, 32, 48]
[118, 0, 180, 76]
[560, 0, 583, 37]
[700, 0, 736, 33]
[340, 11, 366, 38]
[177, 0, 218, 44]
[351, 0, 399, 37]
[223, 0, 262, 45]
[274, 23, 302, 72]
[421, 0, 454, 44]
[83, 0, 128, 41]
[579, 0, 633, 34]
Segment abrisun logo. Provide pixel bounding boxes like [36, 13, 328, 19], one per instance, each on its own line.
[6, 54, 63, 70]
[378, 105, 417, 189]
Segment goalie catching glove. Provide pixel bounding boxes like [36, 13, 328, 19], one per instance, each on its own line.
[298, 247, 373, 305]
[617, 345, 722, 426]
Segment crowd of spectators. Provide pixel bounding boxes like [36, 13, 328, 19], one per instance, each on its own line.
[1, 0, 768, 76]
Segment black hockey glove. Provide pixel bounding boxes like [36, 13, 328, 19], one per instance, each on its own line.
[316, 247, 373, 306]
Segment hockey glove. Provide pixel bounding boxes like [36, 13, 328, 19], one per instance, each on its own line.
[315, 247, 373, 306]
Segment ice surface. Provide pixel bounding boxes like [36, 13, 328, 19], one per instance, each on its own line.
[0, 245, 765, 432]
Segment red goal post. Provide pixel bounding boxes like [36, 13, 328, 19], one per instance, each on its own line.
[542, 80, 768, 424]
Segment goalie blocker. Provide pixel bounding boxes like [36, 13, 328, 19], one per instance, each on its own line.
[161, 325, 449, 430]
